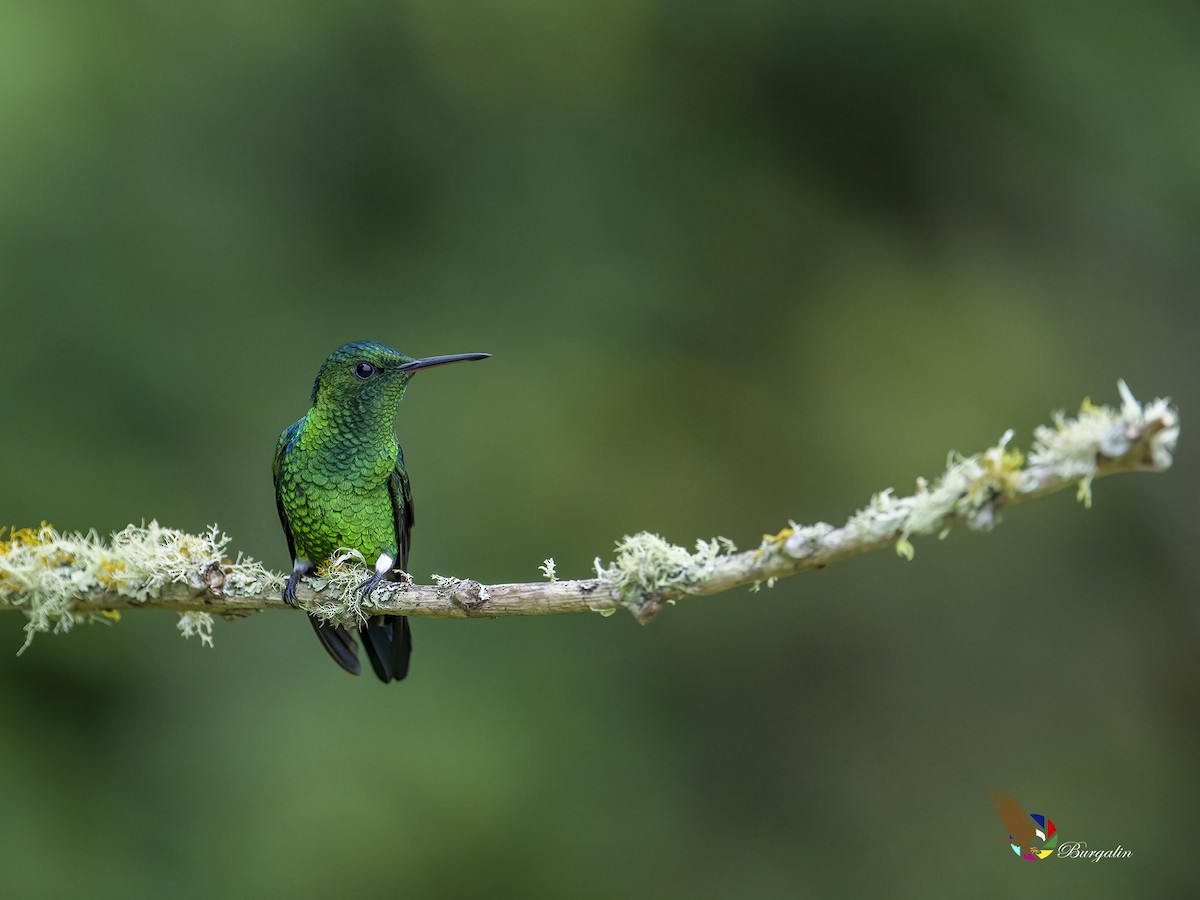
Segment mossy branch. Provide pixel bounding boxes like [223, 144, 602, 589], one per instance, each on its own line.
[0, 381, 1179, 650]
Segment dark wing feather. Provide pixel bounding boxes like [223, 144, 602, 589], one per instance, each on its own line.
[390, 446, 414, 572]
[271, 422, 300, 562]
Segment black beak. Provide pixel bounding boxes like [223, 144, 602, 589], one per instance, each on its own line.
[395, 352, 491, 373]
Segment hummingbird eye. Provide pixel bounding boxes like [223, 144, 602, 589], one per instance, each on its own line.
[352, 361, 376, 380]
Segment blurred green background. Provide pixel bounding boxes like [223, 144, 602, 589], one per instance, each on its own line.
[2, 1, 1196, 897]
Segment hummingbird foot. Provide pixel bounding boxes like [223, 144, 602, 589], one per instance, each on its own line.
[283, 559, 314, 606]
[356, 570, 386, 599]
[283, 571, 301, 606]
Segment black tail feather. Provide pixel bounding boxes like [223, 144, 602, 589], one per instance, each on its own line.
[392, 616, 413, 681]
[360, 615, 412, 683]
[308, 614, 361, 676]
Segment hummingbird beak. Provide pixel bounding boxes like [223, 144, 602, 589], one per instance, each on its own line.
[395, 352, 491, 373]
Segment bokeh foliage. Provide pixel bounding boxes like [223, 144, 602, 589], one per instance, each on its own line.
[2, 1, 1197, 897]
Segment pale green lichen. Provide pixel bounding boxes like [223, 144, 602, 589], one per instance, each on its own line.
[540, 558, 557, 581]
[0, 521, 280, 652]
[828, 430, 1042, 558]
[749, 576, 779, 593]
[1025, 381, 1177, 507]
[431, 573, 462, 593]
[763, 381, 1178, 565]
[177, 611, 215, 647]
[306, 549, 374, 625]
[1029, 380, 1177, 480]
[594, 533, 736, 614]
[768, 521, 833, 560]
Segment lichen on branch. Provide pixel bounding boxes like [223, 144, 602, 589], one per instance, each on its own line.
[0, 521, 279, 652]
[0, 381, 1180, 648]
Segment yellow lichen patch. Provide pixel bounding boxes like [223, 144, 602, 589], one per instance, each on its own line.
[761, 526, 794, 545]
[757, 526, 794, 557]
[2, 523, 73, 566]
[99, 609, 121, 622]
[2, 525, 57, 593]
[4, 524, 50, 550]
[963, 431, 1026, 508]
[977, 449, 1024, 494]
[96, 556, 127, 588]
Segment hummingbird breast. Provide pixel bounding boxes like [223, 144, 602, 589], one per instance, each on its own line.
[278, 412, 400, 567]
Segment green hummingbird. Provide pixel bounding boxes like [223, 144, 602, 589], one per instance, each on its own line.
[272, 340, 490, 682]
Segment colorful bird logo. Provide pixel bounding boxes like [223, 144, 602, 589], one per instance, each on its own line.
[989, 791, 1059, 861]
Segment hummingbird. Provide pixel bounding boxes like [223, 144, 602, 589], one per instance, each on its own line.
[272, 340, 490, 682]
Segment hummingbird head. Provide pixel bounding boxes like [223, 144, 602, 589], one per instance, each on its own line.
[311, 341, 490, 413]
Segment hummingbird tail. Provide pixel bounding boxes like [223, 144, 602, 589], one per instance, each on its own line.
[308, 615, 362, 677]
[360, 615, 413, 683]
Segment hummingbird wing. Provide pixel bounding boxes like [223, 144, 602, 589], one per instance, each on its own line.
[358, 449, 416, 682]
[362, 450, 416, 681]
[391, 445, 414, 573]
[274, 420, 362, 677]
[271, 423, 299, 563]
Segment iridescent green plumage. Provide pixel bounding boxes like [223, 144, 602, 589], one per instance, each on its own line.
[272, 340, 489, 682]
